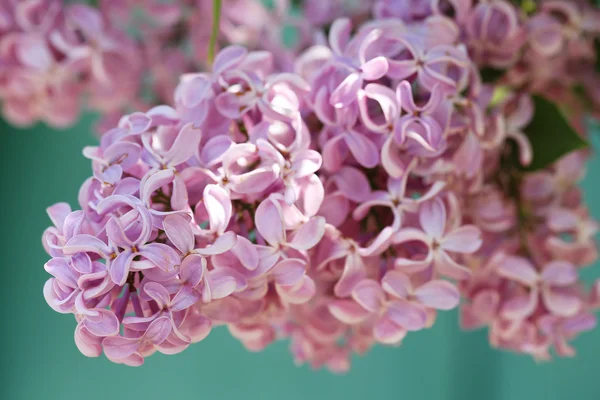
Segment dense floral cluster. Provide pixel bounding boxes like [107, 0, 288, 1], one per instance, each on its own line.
[0, 0, 366, 130]
[39, 0, 600, 371]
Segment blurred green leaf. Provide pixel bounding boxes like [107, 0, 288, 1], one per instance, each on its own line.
[521, 96, 589, 170]
[480, 68, 505, 83]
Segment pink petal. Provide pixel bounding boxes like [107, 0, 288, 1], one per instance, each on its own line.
[180, 312, 212, 343]
[344, 130, 379, 168]
[163, 214, 194, 254]
[330, 72, 362, 108]
[74, 324, 103, 358]
[142, 282, 171, 309]
[231, 168, 278, 194]
[44, 258, 78, 288]
[419, 198, 446, 240]
[373, 316, 407, 344]
[471, 289, 500, 321]
[322, 135, 348, 172]
[276, 276, 316, 304]
[195, 231, 237, 255]
[435, 250, 472, 281]
[334, 253, 366, 297]
[102, 336, 140, 359]
[16, 36, 53, 70]
[213, 45, 248, 74]
[387, 300, 427, 331]
[351, 279, 385, 312]
[272, 259, 306, 286]
[361, 56, 389, 80]
[381, 136, 407, 178]
[164, 123, 202, 166]
[328, 18, 351, 55]
[332, 166, 372, 203]
[203, 184, 232, 234]
[413, 280, 460, 310]
[540, 261, 578, 286]
[109, 251, 134, 286]
[231, 236, 259, 270]
[358, 226, 394, 257]
[143, 316, 172, 344]
[441, 225, 482, 253]
[63, 234, 111, 257]
[287, 217, 326, 251]
[501, 291, 538, 320]
[180, 254, 206, 286]
[83, 308, 120, 337]
[140, 168, 175, 205]
[139, 243, 180, 271]
[496, 256, 538, 286]
[125, 113, 152, 135]
[215, 92, 243, 119]
[296, 174, 324, 217]
[255, 198, 285, 246]
[381, 270, 412, 299]
[328, 300, 371, 324]
[292, 149, 322, 178]
[543, 288, 581, 317]
[363, 83, 398, 124]
[46, 203, 71, 231]
[205, 269, 238, 300]
[200, 136, 233, 167]
[170, 286, 202, 312]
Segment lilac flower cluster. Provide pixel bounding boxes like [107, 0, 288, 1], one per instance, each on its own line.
[40, 0, 600, 371]
[0, 0, 365, 130]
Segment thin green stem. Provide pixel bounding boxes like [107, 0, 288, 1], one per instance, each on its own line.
[207, 0, 222, 66]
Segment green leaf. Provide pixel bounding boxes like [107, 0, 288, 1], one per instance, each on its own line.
[480, 68, 505, 83]
[521, 96, 589, 171]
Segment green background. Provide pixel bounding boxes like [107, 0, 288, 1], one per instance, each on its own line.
[1, 115, 599, 400]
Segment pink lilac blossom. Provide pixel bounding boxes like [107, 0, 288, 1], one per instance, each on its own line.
[39, 0, 600, 371]
[0, 0, 371, 129]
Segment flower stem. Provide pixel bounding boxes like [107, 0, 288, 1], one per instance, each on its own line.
[207, 0, 222, 66]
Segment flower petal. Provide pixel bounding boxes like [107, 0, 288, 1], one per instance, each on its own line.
[163, 214, 194, 254]
[543, 288, 581, 317]
[441, 225, 482, 253]
[413, 280, 460, 310]
[387, 300, 427, 331]
[351, 279, 385, 312]
[203, 184, 232, 234]
[419, 198, 446, 240]
[540, 261, 578, 286]
[143, 316, 172, 344]
[287, 217, 326, 251]
[272, 259, 306, 286]
[170, 286, 201, 312]
[109, 250, 135, 286]
[255, 198, 285, 246]
[102, 336, 140, 359]
[381, 270, 412, 299]
[83, 308, 120, 337]
[373, 316, 407, 344]
[435, 250, 472, 280]
[328, 300, 371, 324]
[496, 256, 538, 286]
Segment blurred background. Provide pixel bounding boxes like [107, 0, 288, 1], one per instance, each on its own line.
[1, 115, 599, 400]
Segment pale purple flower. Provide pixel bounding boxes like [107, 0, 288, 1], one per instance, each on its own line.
[393, 197, 482, 279]
[497, 257, 582, 319]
